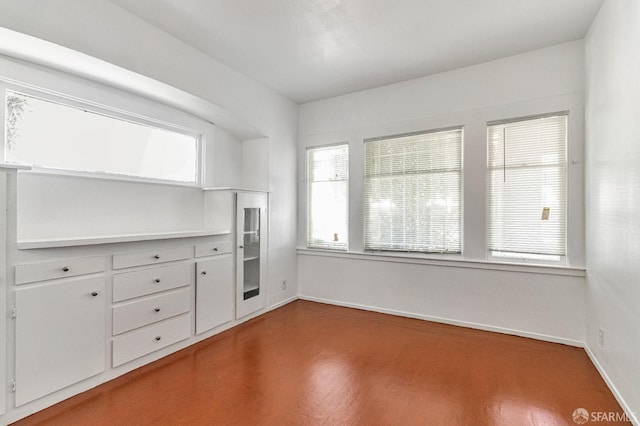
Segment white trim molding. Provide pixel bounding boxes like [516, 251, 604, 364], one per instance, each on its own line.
[298, 248, 585, 277]
[299, 294, 584, 347]
[585, 345, 639, 426]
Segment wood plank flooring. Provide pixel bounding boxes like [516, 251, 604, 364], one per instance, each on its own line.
[13, 300, 628, 425]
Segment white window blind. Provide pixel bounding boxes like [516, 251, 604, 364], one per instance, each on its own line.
[364, 128, 462, 253]
[487, 114, 567, 261]
[306, 144, 349, 250]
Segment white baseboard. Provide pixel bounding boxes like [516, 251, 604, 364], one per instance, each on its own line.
[282, 294, 637, 424]
[299, 294, 584, 347]
[584, 345, 638, 426]
[269, 295, 298, 310]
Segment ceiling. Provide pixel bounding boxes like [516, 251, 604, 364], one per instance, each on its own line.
[108, 0, 603, 104]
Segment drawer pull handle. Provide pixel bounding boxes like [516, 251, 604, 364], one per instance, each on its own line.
[154, 255, 161, 259]
[91, 291, 99, 297]
[154, 278, 161, 283]
[155, 336, 161, 341]
[213, 247, 218, 251]
[154, 308, 160, 312]
[62, 267, 70, 272]
[201, 271, 207, 275]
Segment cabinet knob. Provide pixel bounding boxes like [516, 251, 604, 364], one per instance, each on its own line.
[155, 336, 161, 341]
[239, 245, 244, 249]
[62, 266, 70, 272]
[201, 270, 207, 275]
[154, 278, 161, 283]
[213, 247, 218, 251]
[154, 308, 160, 312]
[91, 291, 98, 297]
[153, 255, 161, 259]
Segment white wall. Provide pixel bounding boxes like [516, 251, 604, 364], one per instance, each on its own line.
[298, 41, 586, 344]
[17, 174, 205, 240]
[242, 138, 271, 192]
[210, 130, 270, 191]
[210, 126, 243, 188]
[0, 0, 299, 305]
[301, 254, 585, 344]
[585, 0, 640, 418]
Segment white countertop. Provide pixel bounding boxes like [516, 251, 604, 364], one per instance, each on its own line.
[17, 229, 231, 249]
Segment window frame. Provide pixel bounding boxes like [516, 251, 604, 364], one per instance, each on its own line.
[486, 111, 569, 265]
[363, 126, 464, 254]
[306, 142, 350, 251]
[2, 83, 205, 188]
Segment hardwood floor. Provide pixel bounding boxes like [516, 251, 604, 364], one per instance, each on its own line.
[14, 300, 627, 425]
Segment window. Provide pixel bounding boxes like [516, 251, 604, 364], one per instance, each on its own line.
[306, 144, 349, 250]
[487, 113, 567, 262]
[4, 90, 200, 184]
[364, 128, 462, 253]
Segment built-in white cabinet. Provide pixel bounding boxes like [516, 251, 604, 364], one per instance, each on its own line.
[15, 256, 105, 285]
[112, 246, 192, 270]
[0, 50, 273, 422]
[0, 172, 7, 417]
[2, 179, 272, 422]
[195, 255, 234, 334]
[14, 275, 106, 406]
[112, 288, 191, 336]
[112, 315, 191, 368]
[111, 248, 193, 367]
[236, 192, 268, 319]
[112, 263, 191, 302]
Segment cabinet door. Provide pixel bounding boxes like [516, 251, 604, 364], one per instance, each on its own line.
[195, 256, 233, 334]
[15, 276, 106, 406]
[236, 192, 268, 319]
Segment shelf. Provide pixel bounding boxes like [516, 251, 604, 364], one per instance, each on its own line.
[202, 187, 269, 193]
[244, 282, 259, 292]
[0, 163, 31, 172]
[18, 229, 231, 249]
[244, 256, 259, 262]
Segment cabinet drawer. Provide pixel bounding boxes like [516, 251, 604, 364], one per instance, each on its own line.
[195, 241, 233, 257]
[113, 246, 192, 270]
[112, 314, 191, 367]
[113, 263, 191, 302]
[15, 256, 105, 285]
[113, 288, 191, 335]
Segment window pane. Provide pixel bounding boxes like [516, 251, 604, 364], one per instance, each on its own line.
[5, 91, 198, 183]
[364, 129, 462, 253]
[487, 114, 567, 259]
[307, 144, 349, 250]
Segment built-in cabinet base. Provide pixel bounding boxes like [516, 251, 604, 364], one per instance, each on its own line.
[15, 276, 106, 406]
[3, 234, 250, 424]
[1, 183, 270, 424]
[195, 255, 234, 334]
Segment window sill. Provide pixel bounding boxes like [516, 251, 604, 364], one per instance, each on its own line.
[19, 167, 201, 189]
[296, 248, 585, 277]
[18, 229, 231, 249]
[0, 162, 31, 172]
